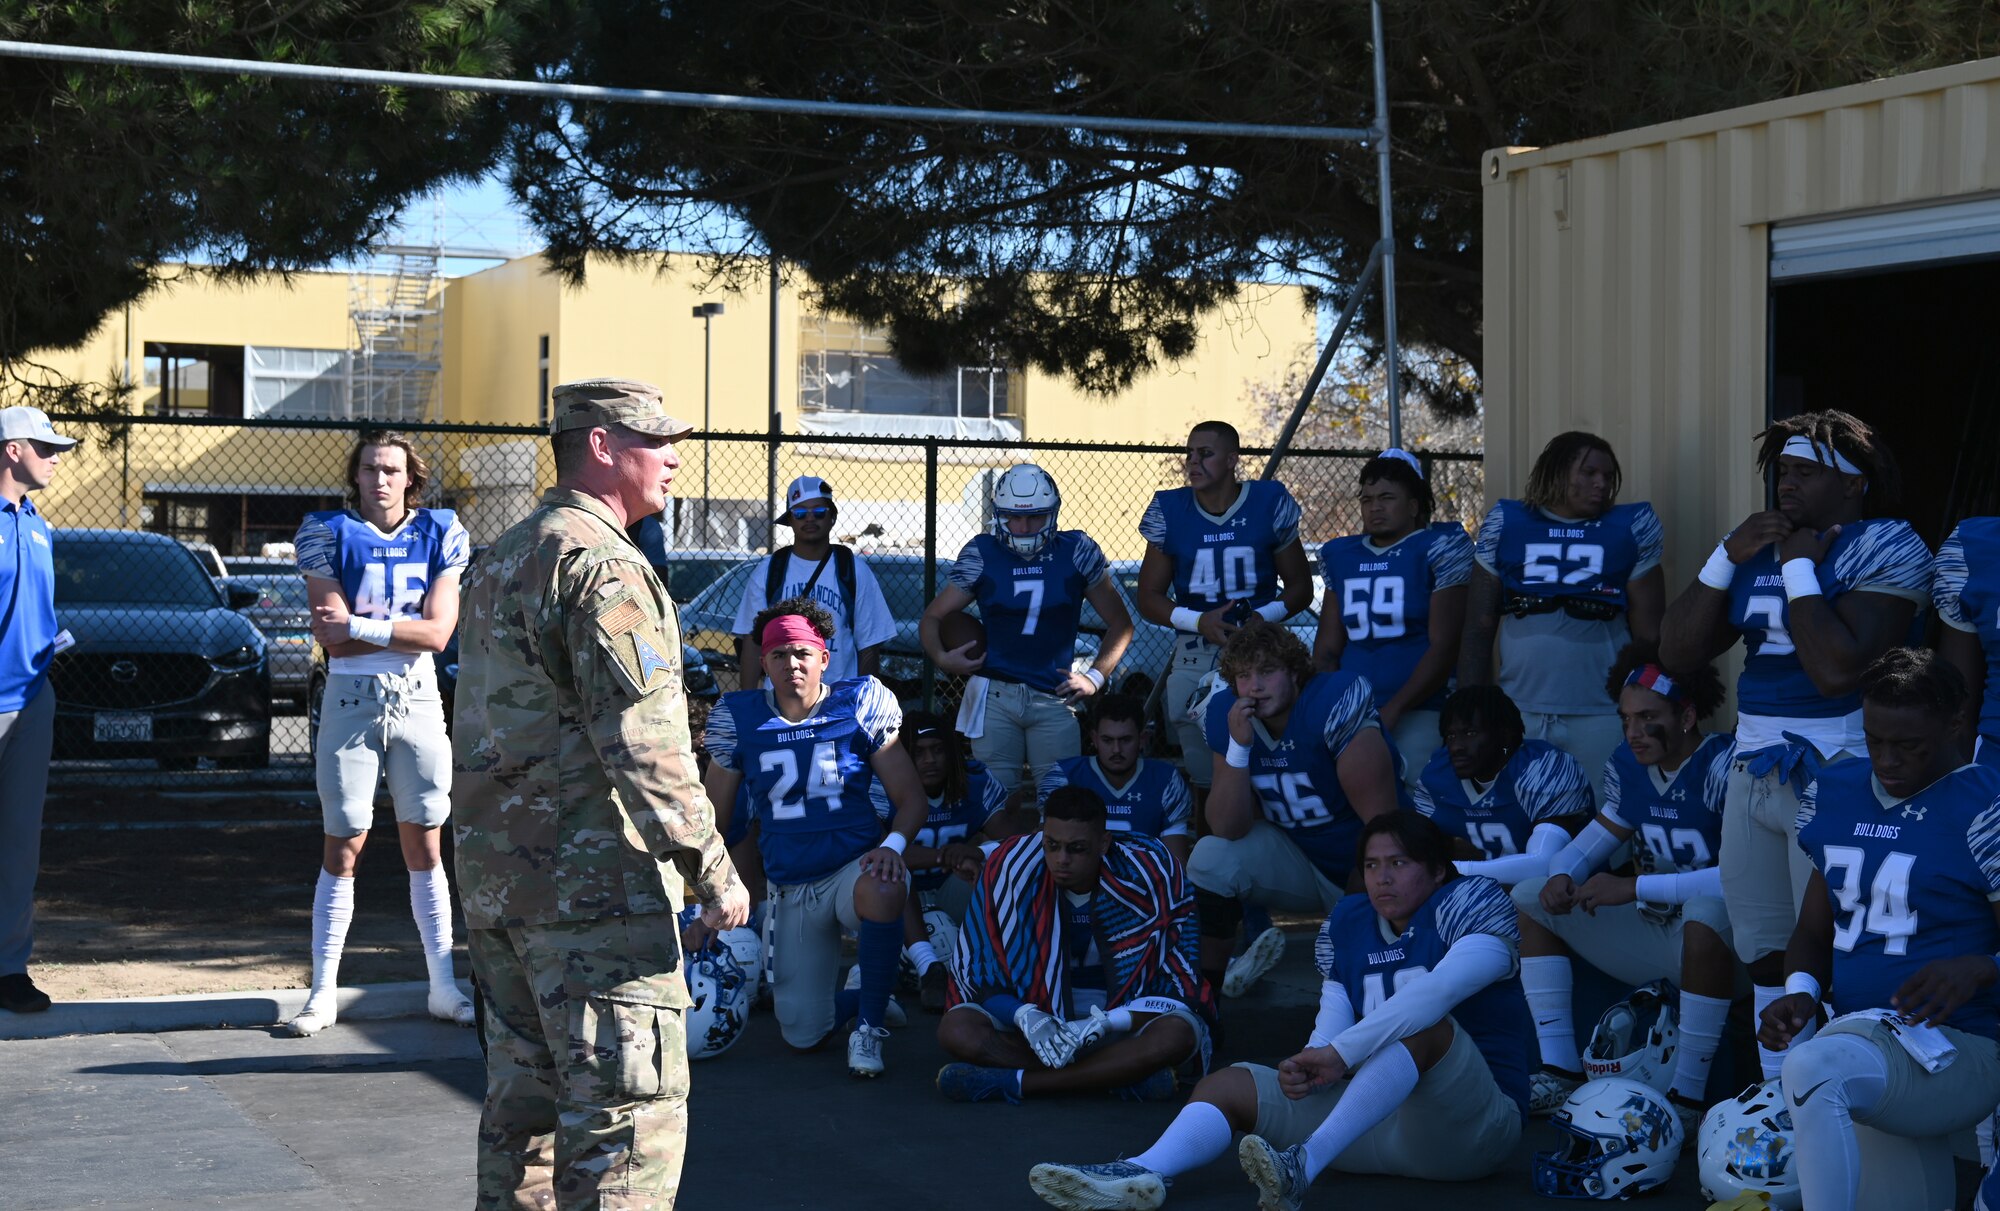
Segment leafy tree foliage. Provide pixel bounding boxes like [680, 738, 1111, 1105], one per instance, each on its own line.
[508, 0, 2000, 411]
[0, 0, 549, 408]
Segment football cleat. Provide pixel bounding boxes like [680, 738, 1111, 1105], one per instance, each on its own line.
[428, 986, 476, 1028]
[1238, 1135, 1308, 1211]
[1530, 1067, 1584, 1117]
[936, 1062, 1022, 1104]
[846, 1024, 889, 1078]
[1222, 926, 1286, 997]
[1027, 1159, 1169, 1210]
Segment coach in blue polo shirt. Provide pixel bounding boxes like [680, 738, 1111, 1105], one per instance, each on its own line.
[0, 406, 74, 1014]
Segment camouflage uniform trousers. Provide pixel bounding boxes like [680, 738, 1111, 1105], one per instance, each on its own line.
[470, 913, 692, 1210]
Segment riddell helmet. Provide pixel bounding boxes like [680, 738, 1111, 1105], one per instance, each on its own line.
[679, 905, 754, 1060]
[1583, 980, 1679, 1094]
[991, 463, 1061, 558]
[922, 906, 958, 970]
[1698, 1080, 1803, 1209]
[1534, 1076, 1685, 1199]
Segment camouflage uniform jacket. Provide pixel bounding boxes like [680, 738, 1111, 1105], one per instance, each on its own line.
[452, 486, 738, 936]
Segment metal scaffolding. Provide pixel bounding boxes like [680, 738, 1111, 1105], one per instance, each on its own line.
[345, 201, 444, 423]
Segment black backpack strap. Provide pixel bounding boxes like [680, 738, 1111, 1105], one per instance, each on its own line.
[765, 545, 793, 611]
[833, 545, 858, 630]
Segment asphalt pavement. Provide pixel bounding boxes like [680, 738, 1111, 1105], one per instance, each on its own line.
[2, 941, 1730, 1210]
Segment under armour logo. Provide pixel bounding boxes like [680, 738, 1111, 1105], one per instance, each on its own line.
[1902, 804, 1927, 821]
[1669, 788, 1687, 801]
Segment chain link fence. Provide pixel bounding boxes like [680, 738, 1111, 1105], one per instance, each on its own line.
[35, 414, 1481, 787]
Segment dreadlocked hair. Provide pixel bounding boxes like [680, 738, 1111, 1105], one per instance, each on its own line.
[902, 709, 969, 805]
[1754, 409, 1902, 517]
[1860, 647, 1966, 725]
[1605, 640, 1727, 721]
[1522, 431, 1621, 514]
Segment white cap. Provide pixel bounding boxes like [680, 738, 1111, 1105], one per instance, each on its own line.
[778, 475, 835, 526]
[0, 406, 78, 449]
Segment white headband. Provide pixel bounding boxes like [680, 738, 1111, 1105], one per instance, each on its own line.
[1781, 435, 1862, 476]
[1376, 448, 1425, 479]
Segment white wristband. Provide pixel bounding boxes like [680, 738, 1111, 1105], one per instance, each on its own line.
[1781, 558, 1823, 601]
[347, 616, 395, 645]
[880, 832, 909, 856]
[1225, 738, 1253, 768]
[1697, 542, 1737, 591]
[1170, 607, 1204, 634]
[1783, 971, 1822, 1002]
[1083, 668, 1105, 690]
[1255, 601, 1289, 623]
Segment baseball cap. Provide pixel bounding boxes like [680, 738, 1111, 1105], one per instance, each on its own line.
[0, 406, 78, 449]
[548, 379, 694, 439]
[777, 475, 835, 526]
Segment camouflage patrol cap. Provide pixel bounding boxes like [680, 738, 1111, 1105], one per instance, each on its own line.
[548, 378, 695, 439]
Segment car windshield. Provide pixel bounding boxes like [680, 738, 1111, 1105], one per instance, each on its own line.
[665, 557, 741, 604]
[872, 561, 948, 617]
[57, 538, 220, 607]
[227, 576, 309, 608]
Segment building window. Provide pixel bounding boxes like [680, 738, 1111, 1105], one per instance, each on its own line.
[245, 346, 347, 419]
[797, 316, 1022, 440]
[144, 343, 245, 418]
[538, 334, 551, 426]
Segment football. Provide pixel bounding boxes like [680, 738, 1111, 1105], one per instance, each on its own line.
[937, 610, 987, 661]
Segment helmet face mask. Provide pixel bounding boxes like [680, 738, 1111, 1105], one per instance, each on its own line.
[1583, 979, 1679, 1094]
[679, 905, 757, 1059]
[991, 463, 1060, 559]
[1532, 1076, 1685, 1200]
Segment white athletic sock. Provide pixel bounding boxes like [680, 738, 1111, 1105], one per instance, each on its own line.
[1301, 1043, 1422, 1182]
[1521, 955, 1582, 1072]
[409, 866, 457, 991]
[1671, 991, 1732, 1101]
[1783, 1033, 1888, 1211]
[1753, 983, 1818, 1081]
[307, 870, 356, 1010]
[1128, 1100, 1234, 1178]
[906, 940, 939, 976]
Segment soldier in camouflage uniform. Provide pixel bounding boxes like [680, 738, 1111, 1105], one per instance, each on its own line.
[453, 378, 749, 1210]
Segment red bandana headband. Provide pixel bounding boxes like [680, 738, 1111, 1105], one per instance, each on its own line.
[761, 614, 827, 652]
[1624, 663, 1684, 704]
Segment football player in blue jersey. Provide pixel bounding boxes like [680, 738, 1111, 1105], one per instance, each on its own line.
[703, 597, 932, 1078]
[1316, 449, 1475, 789]
[1410, 685, 1595, 885]
[1460, 432, 1665, 798]
[290, 432, 472, 1037]
[1513, 642, 1740, 1121]
[1135, 421, 1314, 794]
[1934, 516, 2000, 762]
[868, 711, 1012, 1012]
[1029, 810, 1529, 1210]
[1038, 695, 1195, 865]
[1662, 410, 1931, 1082]
[925, 464, 1132, 795]
[1762, 649, 2000, 1211]
[1190, 621, 1401, 999]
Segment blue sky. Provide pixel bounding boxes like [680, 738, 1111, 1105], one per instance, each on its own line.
[384, 171, 538, 276]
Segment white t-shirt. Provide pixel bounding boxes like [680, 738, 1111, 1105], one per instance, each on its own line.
[731, 549, 898, 684]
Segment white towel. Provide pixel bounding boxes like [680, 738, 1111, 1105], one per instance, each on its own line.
[1838, 1008, 1959, 1073]
[956, 675, 991, 739]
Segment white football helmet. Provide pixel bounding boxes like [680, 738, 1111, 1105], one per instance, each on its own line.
[922, 906, 958, 971]
[680, 906, 754, 1060]
[1582, 979, 1679, 1094]
[1533, 1076, 1685, 1199]
[991, 463, 1061, 558]
[1698, 1080, 1803, 1209]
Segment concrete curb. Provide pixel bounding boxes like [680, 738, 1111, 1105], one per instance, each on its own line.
[0, 977, 472, 1042]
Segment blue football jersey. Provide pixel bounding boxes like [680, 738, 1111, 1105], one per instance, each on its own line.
[706, 676, 902, 886]
[1317, 876, 1533, 1116]
[1319, 523, 1474, 712]
[1037, 755, 1194, 842]
[1139, 479, 1302, 612]
[1413, 739, 1594, 859]
[1935, 518, 2000, 742]
[948, 530, 1107, 694]
[869, 758, 1009, 892]
[1795, 760, 2000, 1036]
[295, 507, 470, 620]
[1473, 499, 1662, 608]
[1204, 671, 1385, 881]
[1601, 732, 1732, 875]
[1727, 518, 1931, 721]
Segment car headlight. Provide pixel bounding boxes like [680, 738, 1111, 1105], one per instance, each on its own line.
[210, 645, 263, 672]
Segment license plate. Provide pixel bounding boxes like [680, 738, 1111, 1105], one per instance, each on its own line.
[93, 712, 153, 743]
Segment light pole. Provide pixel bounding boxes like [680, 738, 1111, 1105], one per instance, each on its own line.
[691, 301, 725, 544]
